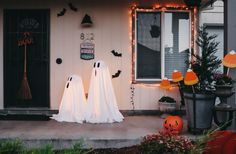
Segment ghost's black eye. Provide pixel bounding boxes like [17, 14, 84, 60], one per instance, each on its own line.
[97, 62, 100, 68]
[70, 77, 72, 81]
[94, 62, 96, 68]
[66, 82, 70, 88]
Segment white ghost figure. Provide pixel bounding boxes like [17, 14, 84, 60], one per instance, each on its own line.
[85, 61, 124, 123]
[51, 75, 87, 123]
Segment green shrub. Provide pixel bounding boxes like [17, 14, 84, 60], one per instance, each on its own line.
[59, 142, 93, 154]
[0, 140, 24, 154]
[0, 140, 92, 154]
[27, 144, 54, 154]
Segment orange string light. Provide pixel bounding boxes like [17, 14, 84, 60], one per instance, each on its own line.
[130, 4, 195, 85]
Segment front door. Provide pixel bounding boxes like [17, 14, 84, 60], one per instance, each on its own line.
[4, 9, 50, 108]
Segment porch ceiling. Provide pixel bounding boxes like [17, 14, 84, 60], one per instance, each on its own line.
[155, 0, 216, 7]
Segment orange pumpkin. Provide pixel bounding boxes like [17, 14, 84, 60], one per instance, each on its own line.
[163, 116, 183, 134]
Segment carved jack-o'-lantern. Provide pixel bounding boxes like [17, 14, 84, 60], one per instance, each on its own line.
[163, 116, 183, 134]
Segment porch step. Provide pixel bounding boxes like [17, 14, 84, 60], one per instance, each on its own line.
[0, 108, 186, 121]
[0, 138, 142, 150]
[0, 108, 58, 120]
[0, 116, 198, 149]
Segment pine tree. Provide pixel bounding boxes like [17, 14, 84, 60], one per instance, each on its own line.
[190, 26, 221, 92]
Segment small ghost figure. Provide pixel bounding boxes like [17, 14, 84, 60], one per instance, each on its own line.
[51, 75, 87, 123]
[85, 61, 124, 123]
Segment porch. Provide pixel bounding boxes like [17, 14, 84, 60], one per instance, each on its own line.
[0, 115, 197, 149]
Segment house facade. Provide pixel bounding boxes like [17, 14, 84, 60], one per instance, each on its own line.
[0, 0, 213, 113]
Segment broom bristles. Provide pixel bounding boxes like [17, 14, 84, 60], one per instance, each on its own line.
[17, 73, 32, 100]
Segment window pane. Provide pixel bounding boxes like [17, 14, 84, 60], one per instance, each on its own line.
[136, 12, 161, 79]
[164, 12, 190, 78]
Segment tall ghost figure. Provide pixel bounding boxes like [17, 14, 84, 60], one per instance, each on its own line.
[51, 75, 87, 123]
[85, 61, 124, 123]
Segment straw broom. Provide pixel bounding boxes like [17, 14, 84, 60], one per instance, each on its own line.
[17, 33, 32, 100]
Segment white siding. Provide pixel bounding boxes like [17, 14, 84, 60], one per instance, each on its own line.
[200, 0, 224, 25]
[0, 0, 187, 110]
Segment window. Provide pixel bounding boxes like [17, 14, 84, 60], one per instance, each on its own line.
[135, 10, 190, 81]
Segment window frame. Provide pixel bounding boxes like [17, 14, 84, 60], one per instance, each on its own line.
[134, 9, 192, 82]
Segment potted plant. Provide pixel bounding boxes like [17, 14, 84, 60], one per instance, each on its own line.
[214, 73, 233, 95]
[183, 26, 221, 133]
[158, 96, 176, 112]
[214, 73, 234, 105]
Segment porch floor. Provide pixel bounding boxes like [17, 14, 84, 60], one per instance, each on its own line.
[0, 116, 199, 149]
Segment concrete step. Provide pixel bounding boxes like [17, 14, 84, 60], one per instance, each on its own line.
[0, 116, 198, 150]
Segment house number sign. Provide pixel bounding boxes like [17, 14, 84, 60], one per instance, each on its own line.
[80, 33, 95, 60]
[80, 41, 95, 60]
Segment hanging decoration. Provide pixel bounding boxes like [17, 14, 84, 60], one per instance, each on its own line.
[81, 14, 93, 27]
[112, 70, 121, 78]
[80, 33, 95, 60]
[57, 3, 77, 17]
[130, 84, 135, 110]
[111, 50, 122, 57]
[150, 14, 160, 38]
[56, 58, 62, 64]
[68, 3, 78, 12]
[57, 8, 67, 17]
[17, 32, 33, 100]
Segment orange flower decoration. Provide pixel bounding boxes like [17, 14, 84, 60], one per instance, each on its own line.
[184, 69, 199, 85]
[222, 50, 236, 68]
[160, 78, 171, 89]
[172, 70, 183, 82]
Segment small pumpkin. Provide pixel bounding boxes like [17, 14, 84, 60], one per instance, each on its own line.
[163, 116, 183, 134]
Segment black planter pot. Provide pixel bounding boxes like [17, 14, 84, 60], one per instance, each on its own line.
[214, 85, 234, 108]
[184, 92, 215, 134]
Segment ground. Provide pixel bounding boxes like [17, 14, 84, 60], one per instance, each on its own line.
[0, 115, 198, 150]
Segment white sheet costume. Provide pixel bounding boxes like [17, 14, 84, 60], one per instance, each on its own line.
[51, 75, 87, 123]
[85, 61, 124, 123]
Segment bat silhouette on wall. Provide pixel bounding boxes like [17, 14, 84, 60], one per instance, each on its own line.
[111, 50, 122, 57]
[112, 70, 121, 78]
[68, 3, 78, 12]
[57, 8, 67, 17]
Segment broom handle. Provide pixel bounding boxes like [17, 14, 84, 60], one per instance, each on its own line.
[24, 44, 27, 74]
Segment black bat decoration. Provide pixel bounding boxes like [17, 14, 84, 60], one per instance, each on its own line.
[111, 50, 122, 57]
[68, 3, 78, 12]
[112, 70, 121, 78]
[57, 8, 66, 17]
